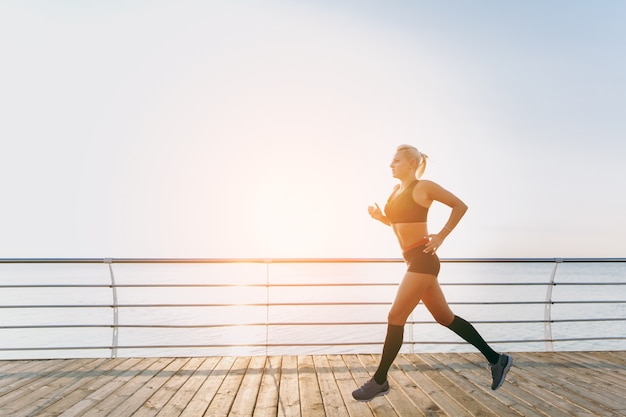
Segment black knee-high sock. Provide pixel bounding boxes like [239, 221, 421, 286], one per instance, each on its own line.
[447, 315, 500, 364]
[373, 324, 404, 384]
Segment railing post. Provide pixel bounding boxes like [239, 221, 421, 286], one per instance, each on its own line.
[544, 258, 562, 352]
[264, 258, 272, 357]
[408, 313, 414, 354]
[105, 258, 119, 358]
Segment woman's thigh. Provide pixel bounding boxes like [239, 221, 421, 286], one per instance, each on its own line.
[421, 280, 455, 326]
[387, 272, 436, 326]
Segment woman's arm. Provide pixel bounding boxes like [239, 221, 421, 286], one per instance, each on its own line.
[368, 203, 391, 226]
[418, 180, 468, 252]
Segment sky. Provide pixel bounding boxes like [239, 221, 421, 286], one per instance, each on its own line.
[1, 0, 625, 259]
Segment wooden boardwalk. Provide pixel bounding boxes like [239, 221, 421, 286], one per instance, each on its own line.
[0, 351, 624, 416]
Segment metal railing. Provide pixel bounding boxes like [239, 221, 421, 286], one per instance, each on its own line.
[0, 258, 625, 359]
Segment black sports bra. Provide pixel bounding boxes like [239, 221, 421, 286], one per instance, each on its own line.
[384, 180, 429, 224]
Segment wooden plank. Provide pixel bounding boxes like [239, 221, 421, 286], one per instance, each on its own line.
[326, 354, 375, 417]
[440, 353, 550, 417]
[0, 360, 33, 376]
[252, 356, 282, 417]
[278, 355, 300, 417]
[177, 356, 233, 417]
[456, 353, 552, 417]
[395, 354, 474, 417]
[468, 354, 585, 417]
[37, 358, 139, 417]
[298, 355, 325, 417]
[0, 359, 82, 401]
[604, 351, 626, 368]
[516, 352, 624, 416]
[472, 355, 593, 417]
[132, 357, 199, 417]
[202, 356, 251, 416]
[345, 354, 397, 417]
[564, 351, 626, 394]
[520, 353, 613, 415]
[80, 357, 175, 417]
[112, 357, 192, 417]
[7, 358, 107, 417]
[229, 356, 266, 417]
[384, 358, 432, 417]
[424, 353, 519, 417]
[154, 357, 219, 417]
[412, 353, 503, 417]
[55, 357, 160, 417]
[357, 353, 425, 417]
[0, 359, 102, 416]
[56, 358, 148, 417]
[0, 359, 69, 398]
[513, 352, 604, 417]
[313, 355, 349, 417]
[418, 353, 512, 417]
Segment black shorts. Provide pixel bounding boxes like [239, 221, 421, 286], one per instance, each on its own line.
[402, 243, 440, 276]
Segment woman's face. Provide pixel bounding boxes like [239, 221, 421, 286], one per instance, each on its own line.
[390, 151, 415, 179]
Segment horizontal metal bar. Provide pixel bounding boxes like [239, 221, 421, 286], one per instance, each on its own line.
[2, 336, 625, 352]
[1, 257, 625, 264]
[0, 285, 113, 289]
[3, 317, 624, 330]
[0, 305, 114, 309]
[1, 300, 624, 310]
[0, 282, 624, 291]
[0, 283, 398, 289]
[479, 337, 626, 344]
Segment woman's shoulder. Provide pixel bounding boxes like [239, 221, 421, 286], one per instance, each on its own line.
[413, 179, 442, 198]
[415, 178, 438, 188]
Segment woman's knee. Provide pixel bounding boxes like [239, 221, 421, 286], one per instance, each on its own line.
[424, 301, 454, 325]
[387, 309, 409, 326]
[434, 311, 455, 327]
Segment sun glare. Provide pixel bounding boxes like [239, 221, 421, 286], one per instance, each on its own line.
[250, 177, 332, 258]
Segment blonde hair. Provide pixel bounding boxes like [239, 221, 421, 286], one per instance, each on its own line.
[397, 144, 428, 179]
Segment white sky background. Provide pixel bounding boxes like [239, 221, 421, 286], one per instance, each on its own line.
[1, 1, 625, 259]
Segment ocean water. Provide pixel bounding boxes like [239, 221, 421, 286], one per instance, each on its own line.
[0, 260, 624, 359]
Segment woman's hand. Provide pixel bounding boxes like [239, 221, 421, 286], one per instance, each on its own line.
[424, 233, 445, 254]
[368, 203, 390, 225]
[368, 203, 383, 220]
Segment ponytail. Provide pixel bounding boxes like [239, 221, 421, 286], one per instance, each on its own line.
[397, 144, 428, 179]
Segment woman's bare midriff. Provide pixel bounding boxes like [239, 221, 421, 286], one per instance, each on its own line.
[391, 222, 429, 250]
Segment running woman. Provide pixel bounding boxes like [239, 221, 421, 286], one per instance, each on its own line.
[352, 144, 512, 402]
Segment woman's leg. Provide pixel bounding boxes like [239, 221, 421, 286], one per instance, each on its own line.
[421, 281, 500, 364]
[373, 271, 436, 384]
[353, 271, 436, 401]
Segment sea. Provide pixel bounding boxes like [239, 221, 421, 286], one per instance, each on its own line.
[0, 259, 625, 360]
